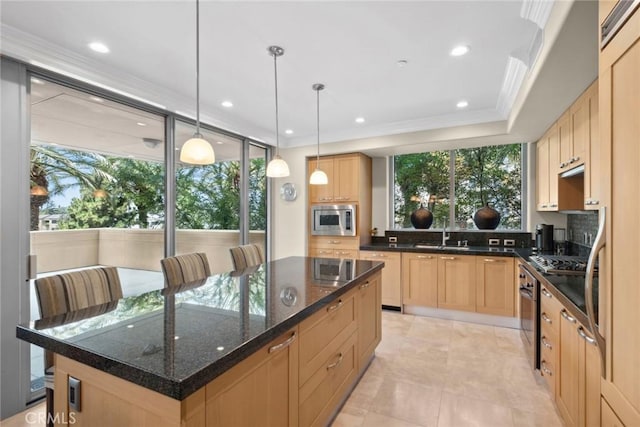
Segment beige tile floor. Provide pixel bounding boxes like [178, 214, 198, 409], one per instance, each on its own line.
[3, 311, 563, 427]
[332, 311, 564, 427]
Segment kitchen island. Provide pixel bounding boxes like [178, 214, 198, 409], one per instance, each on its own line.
[17, 256, 383, 426]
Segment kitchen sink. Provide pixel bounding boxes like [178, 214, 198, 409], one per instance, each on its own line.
[412, 243, 470, 251]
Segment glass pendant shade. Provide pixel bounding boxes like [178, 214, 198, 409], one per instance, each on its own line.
[181, 0, 215, 166]
[180, 135, 215, 164]
[309, 168, 328, 185]
[266, 45, 289, 178]
[310, 83, 328, 186]
[266, 155, 290, 178]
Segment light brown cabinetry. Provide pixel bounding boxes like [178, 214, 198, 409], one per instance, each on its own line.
[402, 253, 438, 308]
[556, 308, 601, 427]
[307, 153, 372, 256]
[536, 125, 561, 210]
[298, 272, 381, 427]
[558, 110, 581, 171]
[582, 80, 600, 209]
[356, 274, 382, 370]
[360, 251, 401, 307]
[437, 254, 476, 312]
[54, 328, 300, 427]
[539, 284, 562, 395]
[476, 257, 515, 317]
[599, 3, 640, 426]
[307, 153, 370, 204]
[401, 253, 516, 318]
[309, 236, 359, 259]
[205, 328, 299, 427]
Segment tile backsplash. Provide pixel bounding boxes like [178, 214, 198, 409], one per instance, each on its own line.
[567, 211, 599, 256]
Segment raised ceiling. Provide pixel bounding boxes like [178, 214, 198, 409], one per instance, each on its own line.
[1, 0, 597, 153]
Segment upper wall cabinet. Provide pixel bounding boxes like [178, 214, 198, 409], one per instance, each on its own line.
[307, 153, 371, 204]
[536, 79, 600, 212]
[581, 81, 600, 209]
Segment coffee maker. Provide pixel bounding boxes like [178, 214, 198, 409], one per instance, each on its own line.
[535, 224, 554, 252]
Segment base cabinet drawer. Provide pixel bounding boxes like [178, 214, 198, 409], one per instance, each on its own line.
[299, 332, 358, 427]
[299, 291, 357, 385]
[540, 356, 557, 396]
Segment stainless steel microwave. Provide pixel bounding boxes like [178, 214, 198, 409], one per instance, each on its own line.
[311, 204, 356, 236]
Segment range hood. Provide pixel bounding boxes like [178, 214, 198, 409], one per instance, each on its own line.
[560, 164, 585, 178]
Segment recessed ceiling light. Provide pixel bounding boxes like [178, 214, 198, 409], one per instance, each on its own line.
[127, 324, 134, 329]
[456, 100, 469, 108]
[174, 336, 180, 340]
[89, 96, 103, 103]
[88, 42, 110, 54]
[30, 78, 45, 85]
[450, 45, 470, 57]
[136, 122, 147, 127]
[216, 141, 224, 145]
[285, 129, 293, 135]
[355, 117, 365, 124]
[221, 101, 233, 108]
[217, 346, 225, 351]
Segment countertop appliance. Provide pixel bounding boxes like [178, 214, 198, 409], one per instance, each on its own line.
[519, 264, 539, 369]
[311, 204, 356, 236]
[530, 254, 593, 276]
[535, 224, 554, 252]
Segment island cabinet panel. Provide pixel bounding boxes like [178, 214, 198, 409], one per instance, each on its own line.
[401, 253, 438, 308]
[54, 355, 199, 427]
[437, 255, 476, 312]
[475, 257, 515, 317]
[298, 332, 358, 427]
[357, 273, 382, 370]
[299, 290, 357, 386]
[359, 251, 401, 307]
[205, 327, 299, 427]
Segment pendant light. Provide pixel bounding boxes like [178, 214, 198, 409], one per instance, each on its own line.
[309, 83, 328, 185]
[265, 45, 290, 178]
[180, 0, 215, 165]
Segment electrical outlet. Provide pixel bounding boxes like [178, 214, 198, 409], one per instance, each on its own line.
[488, 238, 500, 246]
[503, 239, 515, 247]
[388, 236, 397, 243]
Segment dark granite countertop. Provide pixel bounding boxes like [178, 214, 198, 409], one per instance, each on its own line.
[16, 256, 383, 400]
[360, 242, 529, 257]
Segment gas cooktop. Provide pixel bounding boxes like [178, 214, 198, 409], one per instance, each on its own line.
[529, 254, 594, 276]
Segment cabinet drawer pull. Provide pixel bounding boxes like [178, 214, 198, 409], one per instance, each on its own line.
[326, 352, 344, 370]
[549, 204, 558, 208]
[560, 162, 567, 168]
[359, 281, 371, 289]
[268, 332, 297, 353]
[541, 361, 553, 376]
[417, 255, 434, 259]
[336, 251, 352, 255]
[328, 240, 340, 244]
[541, 313, 552, 324]
[327, 300, 343, 313]
[440, 256, 456, 260]
[577, 326, 597, 345]
[591, 200, 599, 205]
[541, 288, 553, 299]
[561, 309, 576, 323]
[318, 250, 333, 254]
[541, 204, 548, 208]
[541, 336, 553, 349]
[483, 258, 504, 263]
[319, 197, 333, 202]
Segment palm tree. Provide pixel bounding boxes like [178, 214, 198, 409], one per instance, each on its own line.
[29, 146, 113, 230]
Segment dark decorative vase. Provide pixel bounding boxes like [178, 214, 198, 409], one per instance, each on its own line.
[473, 204, 501, 229]
[410, 204, 433, 229]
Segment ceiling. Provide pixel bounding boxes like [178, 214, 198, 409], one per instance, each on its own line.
[1, 0, 598, 155]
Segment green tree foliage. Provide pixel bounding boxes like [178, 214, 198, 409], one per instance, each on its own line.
[394, 144, 522, 230]
[59, 189, 134, 229]
[394, 151, 450, 228]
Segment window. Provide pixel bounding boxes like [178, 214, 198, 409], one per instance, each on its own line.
[394, 144, 523, 230]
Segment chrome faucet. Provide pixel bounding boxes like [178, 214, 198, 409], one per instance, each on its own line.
[442, 220, 450, 246]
